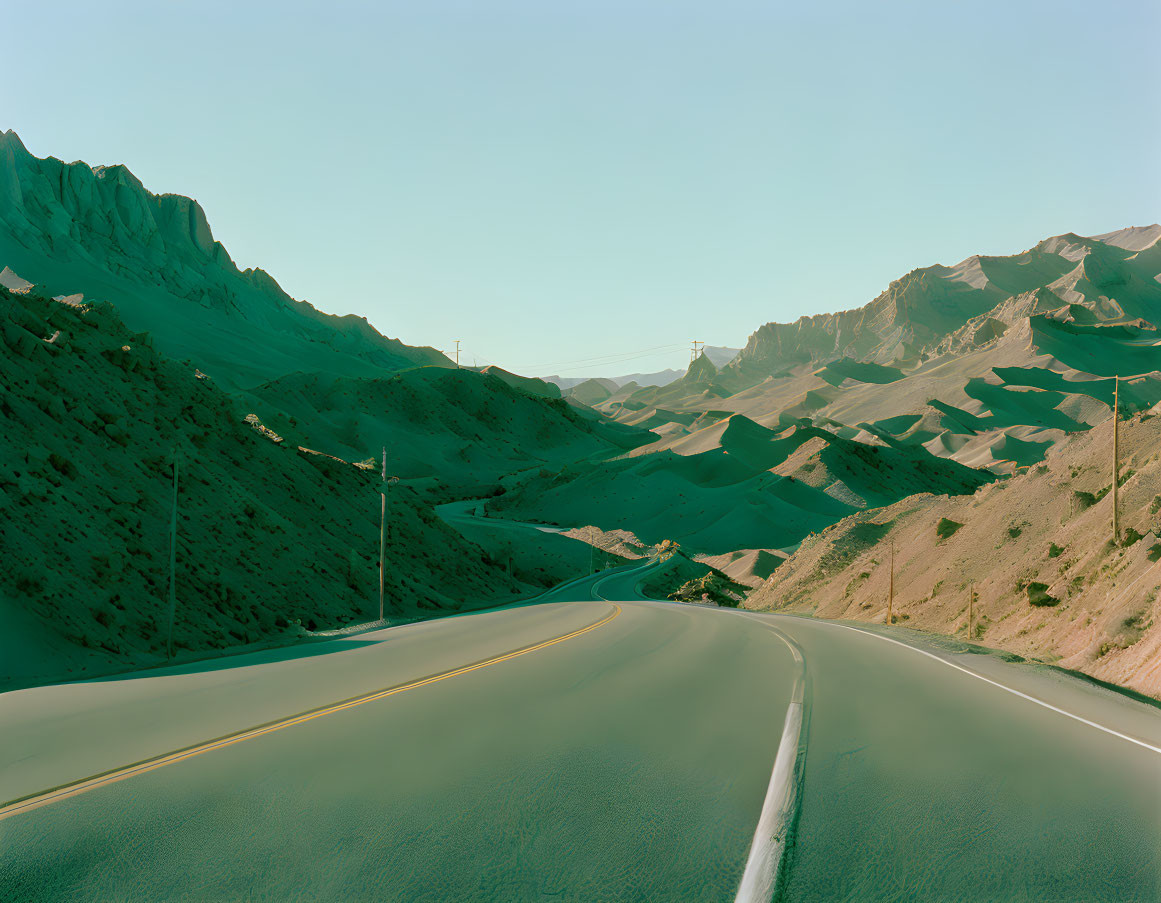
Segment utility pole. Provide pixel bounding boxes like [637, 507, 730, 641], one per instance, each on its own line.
[968, 582, 974, 640]
[454, 340, 461, 369]
[379, 446, 386, 622]
[886, 540, 895, 626]
[690, 340, 704, 365]
[166, 448, 179, 662]
[589, 525, 595, 576]
[1112, 375, 1120, 545]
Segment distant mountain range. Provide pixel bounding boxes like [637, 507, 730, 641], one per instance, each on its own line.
[596, 224, 1161, 473]
[543, 345, 741, 392]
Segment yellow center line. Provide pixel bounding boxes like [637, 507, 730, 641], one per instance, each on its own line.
[1, 603, 623, 822]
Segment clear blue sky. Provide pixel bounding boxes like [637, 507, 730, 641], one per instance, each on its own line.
[5, 1, 1159, 376]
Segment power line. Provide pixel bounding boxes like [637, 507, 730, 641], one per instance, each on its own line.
[517, 342, 690, 373]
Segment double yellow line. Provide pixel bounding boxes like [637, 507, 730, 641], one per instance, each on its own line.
[1, 603, 622, 822]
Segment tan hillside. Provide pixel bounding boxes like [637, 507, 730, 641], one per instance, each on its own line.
[747, 407, 1161, 697]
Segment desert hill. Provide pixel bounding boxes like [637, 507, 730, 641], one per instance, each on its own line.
[543, 345, 741, 392]
[250, 367, 649, 493]
[0, 283, 555, 688]
[747, 407, 1161, 697]
[487, 414, 992, 555]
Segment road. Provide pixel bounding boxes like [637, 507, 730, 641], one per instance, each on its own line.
[1, 560, 1159, 901]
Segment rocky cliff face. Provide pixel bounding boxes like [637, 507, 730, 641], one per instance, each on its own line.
[0, 129, 449, 389]
[722, 228, 1159, 388]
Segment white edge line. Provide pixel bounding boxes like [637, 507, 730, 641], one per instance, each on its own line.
[786, 617, 1161, 757]
[734, 623, 806, 903]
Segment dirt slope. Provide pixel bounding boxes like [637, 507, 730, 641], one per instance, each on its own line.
[748, 408, 1161, 697]
[0, 285, 534, 688]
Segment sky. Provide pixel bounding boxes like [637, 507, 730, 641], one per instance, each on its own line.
[4, 0, 1159, 377]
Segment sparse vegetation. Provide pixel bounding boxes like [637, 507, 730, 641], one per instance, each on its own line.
[1025, 582, 1059, 607]
[1047, 543, 1064, 558]
[667, 573, 742, 607]
[935, 517, 963, 540]
[1123, 611, 1151, 631]
[1072, 487, 1110, 511]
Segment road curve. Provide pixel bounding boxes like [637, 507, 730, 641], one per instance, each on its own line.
[1, 562, 1159, 902]
[743, 610, 1161, 903]
[0, 566, 800, 902]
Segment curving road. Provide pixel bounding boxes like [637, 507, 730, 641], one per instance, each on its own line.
[1, 560, 1159, 901]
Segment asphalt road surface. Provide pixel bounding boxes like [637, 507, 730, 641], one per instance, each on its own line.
[2, 560, 1159, 901]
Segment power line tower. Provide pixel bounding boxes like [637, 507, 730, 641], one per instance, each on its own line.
[379, 447, 386, 621]
[378, 448, 399, 621]
[886, 540, 895, 626]
[166, 448, 179, 662]
[1112, 375, 1120, 545]
[690, 340, 704, 365]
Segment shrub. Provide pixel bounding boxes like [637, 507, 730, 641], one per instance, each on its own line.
[936, 517, 963, 540]
[1123, 527, 1144, 546]
[1123, 611, 1149, 630]
[1026, 582, 1059, 607]
[1072, 488, 1109, 510]
[1048, 543, 1064, 558]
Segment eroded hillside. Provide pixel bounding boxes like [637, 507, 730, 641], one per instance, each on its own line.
[594, 226, 1161, 477]
[0, 285, 543, 688]
[0, 129, 448, 389]
[748, 410, 1161, 697]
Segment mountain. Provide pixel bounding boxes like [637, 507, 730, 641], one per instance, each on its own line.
[0, 130, 653, 487]
[0, 133, 665, 687]
[594, 226, 1161, 475]
[542, 346, 742, 392]
[0, 129, 449, 390]
[566, 377, 621, 406]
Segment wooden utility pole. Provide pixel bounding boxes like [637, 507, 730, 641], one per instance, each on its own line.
[968, 582, 974, 640]
[166, 449, 179, 662]
[690, 340, 704, 365]
[1112, 375, 1120, 545]
[887, 540, 895, 626]
[379, 446, 386, 621]
[454, 340, 461, 369]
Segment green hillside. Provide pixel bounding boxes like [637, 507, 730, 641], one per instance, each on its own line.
[0, 129, 448, 390]
[0, 285, 538, 688]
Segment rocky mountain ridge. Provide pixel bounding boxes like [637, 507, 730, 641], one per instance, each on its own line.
[0, 129, 449, 390]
